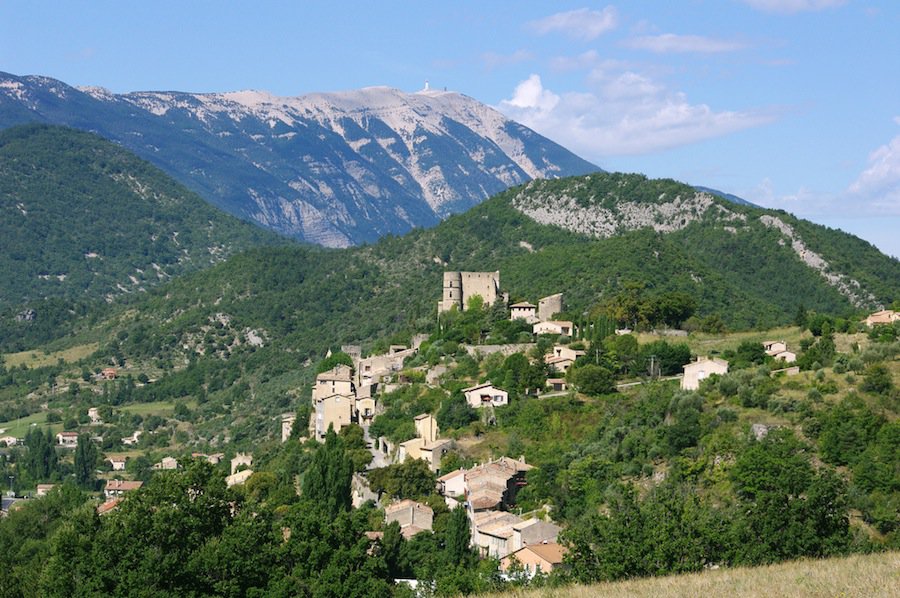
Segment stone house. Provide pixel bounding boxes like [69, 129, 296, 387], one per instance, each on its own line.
[36, 484, 55, 497]
[104, 480, 143, 498]
[545, 356, 576, 374]
[437, 469, 467, 498]
[551, 345, 585, 362]
[314, 393, 356, 440]
[56, 431, 79, 447]
[762, 340, 787, 355]
[463, 383, 509, 409]
[511, 519, 560, 552]
[864, 309, 899, 327]
[226, 469, 253, 487]
[681, 356, 729, 391]
[313, 364, 355, 401]
[153, 456, 178, 470]
[121, 430, 142, 446]
[546, 378, 568, 392]
[537, 293, 564, 322]
[500, 543, 568, 576]
[231, 453, 253, 475]
[533, 321, 574, 336]
[465, 456, 532, 511]
[88, 407, 102, 424]
[281, 413, 296, 442]
[509, 302, 538, 324]
[100, 368, 118, 380]
[472, 511, 522, 558]
[384, 499, 434, 539]
[356, 347, 416, 386]
[108, 456, 128, 471]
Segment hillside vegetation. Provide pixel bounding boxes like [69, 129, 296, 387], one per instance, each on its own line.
[0, 124, 281, 350]
[1, 170, 898, 595]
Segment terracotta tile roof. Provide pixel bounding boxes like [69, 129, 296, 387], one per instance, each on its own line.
[523, 542, 567, 564]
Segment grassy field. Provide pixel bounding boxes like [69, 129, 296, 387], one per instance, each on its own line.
[637, 326, 809, 356]
[0, 411, 59, 438]
[483, 551, 900, 598]
[118, 401, 177, 417]
[3, 343, 99, 368]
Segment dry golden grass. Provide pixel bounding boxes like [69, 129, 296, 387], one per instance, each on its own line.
[481, 551, 900, 598]
[3, 342, 98, 368]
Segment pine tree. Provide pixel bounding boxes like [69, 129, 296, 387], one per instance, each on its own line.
[444, 504, 472, 566]
[303, 428, 352, 516]
[74, 433, 97, 489]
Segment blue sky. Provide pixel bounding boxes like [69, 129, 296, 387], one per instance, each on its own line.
[2, 1, 898, 257]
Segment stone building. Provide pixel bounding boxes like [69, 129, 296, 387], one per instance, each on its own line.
[537, 293, 563, 322]
[438, 271, 506, 313]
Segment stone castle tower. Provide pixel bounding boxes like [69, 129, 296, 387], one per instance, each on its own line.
[438, 271, 504, 313]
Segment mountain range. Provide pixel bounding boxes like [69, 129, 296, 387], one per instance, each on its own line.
[0, 71, 599, 246]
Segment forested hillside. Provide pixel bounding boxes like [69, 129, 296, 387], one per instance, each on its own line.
[1, 169, 898, 596]
[0, 124, 282, 350]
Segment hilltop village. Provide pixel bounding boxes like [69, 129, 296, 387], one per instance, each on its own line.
[2, 269, 897, 594]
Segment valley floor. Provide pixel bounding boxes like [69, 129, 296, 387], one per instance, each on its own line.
[481, 551, 900, 598]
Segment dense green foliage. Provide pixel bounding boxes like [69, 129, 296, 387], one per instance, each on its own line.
[0, 124, 280, 350]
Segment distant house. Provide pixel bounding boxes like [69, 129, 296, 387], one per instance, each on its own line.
[36, 484, 55, 497]
[544, 356, 576, 374]
[546, 378, 568, 392]
[0, 435, 19, 447]
[763, 341, 796, 364]
[192, 452, 224, 464]
[226, 469, 253, 487]
[314, 393, 355, 440]
[550, 345, 585, 361]
[385, 499, 434, 539]
[762, 340, 788, 355]
[533, 321, 574, 336]
[108, 456, 128, 471]
[771, 350, 797, 364]
[153, 456, 178, 470]
[357, 347, 416, 386]
[398, 414, 452, 472]
[509, 302, 538, 324]
[864, 309, 899, 327]
[121, 430, 142, 446]
[465, 456, 532, 512]
[437, 468, 467, 498]
[231, 453, 253, 475]
[88, 407, 102, 425]
[97, 497, 123, 516]
[356, 397, 377, 427]
[681, 356, 729, 391]
[100, 368, 118, 380]
[105, 480, 143, 498]
[501, 542, 568, 577]
[56, 431, 79, 447]
[281, 413, 296, 443]
[312, 364, 355, 401]
[463, 383, 509, 408]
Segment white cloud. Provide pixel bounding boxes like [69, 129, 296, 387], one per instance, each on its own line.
[625, 34, 746, 53]
[741, 0, 847, 14]
[847, 130, 900, 214]
[529, 7, 618, 41]
[497, 72, 776, 157]
[504, 74, 560, 111]
[481, 49, 533, 70]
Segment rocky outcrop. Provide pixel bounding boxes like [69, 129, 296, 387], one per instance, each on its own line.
[759, 215, 877, 308]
